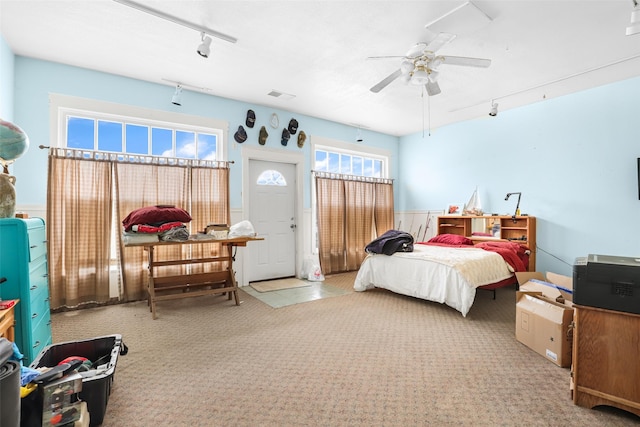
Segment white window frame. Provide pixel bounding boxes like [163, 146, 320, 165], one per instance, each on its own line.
[49, 93, 229, 160]
[312, 136, 390, 179]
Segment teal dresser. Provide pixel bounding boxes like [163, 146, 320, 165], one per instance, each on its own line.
[0, 218, 52, 364]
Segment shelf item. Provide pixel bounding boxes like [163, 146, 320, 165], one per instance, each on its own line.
[0, 218, 53, 364]
[436, 215, 536, 270]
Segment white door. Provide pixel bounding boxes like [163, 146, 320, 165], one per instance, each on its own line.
[247, 160, 297, 281]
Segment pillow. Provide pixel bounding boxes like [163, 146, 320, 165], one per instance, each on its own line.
[427, 233, 474, 246]
[122, 205, 192, 231]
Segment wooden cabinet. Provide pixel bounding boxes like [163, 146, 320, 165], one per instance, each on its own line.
[437, 215, 536, 270]
[571, 305, 640, 417]
[0, 300, 18, 342]
[0, 218, 52, 364]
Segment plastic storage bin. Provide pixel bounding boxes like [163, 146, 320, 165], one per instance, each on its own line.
[30, 334, 127, 426]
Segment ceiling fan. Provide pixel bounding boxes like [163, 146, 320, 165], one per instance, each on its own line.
[369, 32, 491, 96]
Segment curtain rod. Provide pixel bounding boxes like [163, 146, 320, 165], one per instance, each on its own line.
[40, 145, 234, 166]
[313, 170, 393, 184]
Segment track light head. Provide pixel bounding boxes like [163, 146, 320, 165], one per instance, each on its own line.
[489, 102, 498, 117]
[197, 32, 212, 57]
[627, 2, 640, 36]
[171, 85, 183, 106]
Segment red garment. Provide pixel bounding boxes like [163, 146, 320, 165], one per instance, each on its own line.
[131, 221, 185, 233]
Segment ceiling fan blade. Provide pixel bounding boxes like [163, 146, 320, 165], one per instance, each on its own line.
[424, 32, 456, 53]
[439, 55, 491, 68]
[370, 69, 402, 93]
[425, 80, 441, 96]
[367, 55, 407, 60]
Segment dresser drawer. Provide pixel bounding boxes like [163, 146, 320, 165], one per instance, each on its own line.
[29, 289, 51, 327]
[30, 310, 52, 360]
[27, 225, 47, 263]
[28, 260, 49, 301]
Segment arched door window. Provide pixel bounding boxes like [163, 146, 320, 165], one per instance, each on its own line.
[257, 169, 287, 186]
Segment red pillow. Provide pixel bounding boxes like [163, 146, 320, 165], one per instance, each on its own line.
[427, 233, 474, 246]
[122, 205, 192, 231]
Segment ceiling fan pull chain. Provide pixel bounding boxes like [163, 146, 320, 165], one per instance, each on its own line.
[428, 91, 431, 137]
[422, 89, 424, 138]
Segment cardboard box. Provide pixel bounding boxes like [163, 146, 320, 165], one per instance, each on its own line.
[515, 272, 574, 367]
[205, 223, 229, 239]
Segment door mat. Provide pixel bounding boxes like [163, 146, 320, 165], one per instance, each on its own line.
[250, 278, 311, 293]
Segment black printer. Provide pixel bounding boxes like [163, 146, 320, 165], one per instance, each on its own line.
[573, 254, 640, 315]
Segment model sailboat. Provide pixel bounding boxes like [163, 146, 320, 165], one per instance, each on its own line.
[463, 187, 483, 215]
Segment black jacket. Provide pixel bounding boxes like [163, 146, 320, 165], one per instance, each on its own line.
[365, 230, 414, 256]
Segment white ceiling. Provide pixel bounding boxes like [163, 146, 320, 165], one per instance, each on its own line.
[1, 0, 639, 137]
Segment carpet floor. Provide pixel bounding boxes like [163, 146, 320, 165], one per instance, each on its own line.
[49, 272, 639, 426]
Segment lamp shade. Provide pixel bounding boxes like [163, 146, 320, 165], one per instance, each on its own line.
[410, 68, 430, 85]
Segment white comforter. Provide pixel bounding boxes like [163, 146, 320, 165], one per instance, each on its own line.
[353, 244, 514, 316]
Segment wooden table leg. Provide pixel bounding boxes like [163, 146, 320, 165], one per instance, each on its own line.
[147, 246, 157, 319]
[225, 243, 240, 305]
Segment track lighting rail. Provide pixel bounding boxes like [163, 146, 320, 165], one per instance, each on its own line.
[113, 0, 237, 44]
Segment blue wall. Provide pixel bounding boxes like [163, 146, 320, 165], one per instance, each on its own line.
[9, 56, 398, 209]
[399, 76, 640, 276]
[0, 35, 15, 120]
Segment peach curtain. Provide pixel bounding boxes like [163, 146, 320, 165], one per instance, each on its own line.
[114, 162, 230, 301]
[47, 149, 230, 308]
[188, 166, 230, 274]
[114, 163, 190, 301]
[315, 173, 394, 275]
[47, 151, 113, 309]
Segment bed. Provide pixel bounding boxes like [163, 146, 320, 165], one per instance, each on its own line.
[353, 233, 530, 316]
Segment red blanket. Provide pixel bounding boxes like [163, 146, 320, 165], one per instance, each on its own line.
[474, 241, 529, 272]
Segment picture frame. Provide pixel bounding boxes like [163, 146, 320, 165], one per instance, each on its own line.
[446, 203, 462, 215]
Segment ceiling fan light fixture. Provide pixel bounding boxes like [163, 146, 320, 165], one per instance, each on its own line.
[411, 67, 430, 85]
[400, 59, 415, 74]
[197, 32, 212, 57]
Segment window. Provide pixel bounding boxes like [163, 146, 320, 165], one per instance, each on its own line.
[65, 115, 221, 161]
[51, 93, 228, 161]
[314, 147, 385, 178]
[257, 170, 287, 186]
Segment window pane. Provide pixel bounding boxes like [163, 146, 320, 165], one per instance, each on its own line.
[373, 160, 382, 177]
[152, 128, 173, 157]
[352, 156, 363, 176]
[67, 117, 94, 149]
[315, 150, 328, 171]
[328, 152, 339, 173]
[257, 169, 287, 186]
[363, 158, 373, 177]
[125, 124, 149, 154]
[340, 154, 351, 174]
[176, 130, 196, 159]
[97, 121, 122, 152]
[198, 133, 217, 160]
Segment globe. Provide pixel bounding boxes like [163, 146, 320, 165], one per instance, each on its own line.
[0, 119, 30, 165]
